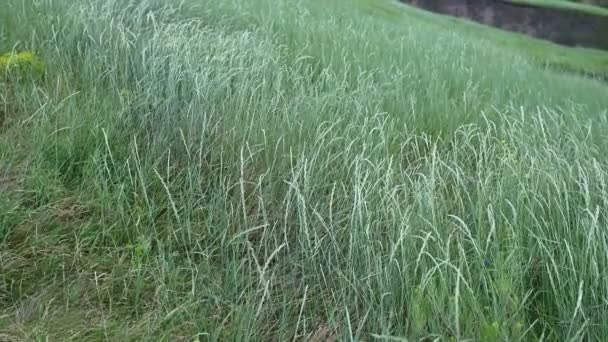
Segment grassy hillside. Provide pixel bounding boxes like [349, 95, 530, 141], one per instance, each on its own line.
[387, 0, 608, 78]
[2, 0, 608, 340]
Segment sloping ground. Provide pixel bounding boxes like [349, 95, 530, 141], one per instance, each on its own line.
[403, 0, 608, 51]
[514, 0, 608, 15]
[382, 0, 608, 79]
[2, 0, 608, 340]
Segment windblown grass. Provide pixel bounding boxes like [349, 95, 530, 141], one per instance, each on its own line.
[1, 0, 608, 340]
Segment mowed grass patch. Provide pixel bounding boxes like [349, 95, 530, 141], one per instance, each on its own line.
[513, 0, 608, 16]
[1, 0, 608, 340]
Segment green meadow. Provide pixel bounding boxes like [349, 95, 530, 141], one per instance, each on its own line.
[2, 0, 608, 340]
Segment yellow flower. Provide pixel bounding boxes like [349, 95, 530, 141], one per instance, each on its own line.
[0, 51, 45, 75]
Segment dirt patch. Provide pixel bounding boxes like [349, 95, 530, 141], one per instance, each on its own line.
[404, 0, 608, 51]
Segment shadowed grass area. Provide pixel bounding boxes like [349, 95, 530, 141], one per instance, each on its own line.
[1, 0, 608, 340]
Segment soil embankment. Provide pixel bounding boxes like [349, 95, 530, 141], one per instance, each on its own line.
[403, 0, 608, 50]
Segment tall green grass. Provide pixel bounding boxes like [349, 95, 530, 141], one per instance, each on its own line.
[1, 0, 608, 340]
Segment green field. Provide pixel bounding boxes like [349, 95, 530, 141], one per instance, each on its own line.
[2, 0, 608, 340]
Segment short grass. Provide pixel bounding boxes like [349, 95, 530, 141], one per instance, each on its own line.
[2, 0, 608, 340]
[386, 0, 608, 78]
[512, 0, 608, 16]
